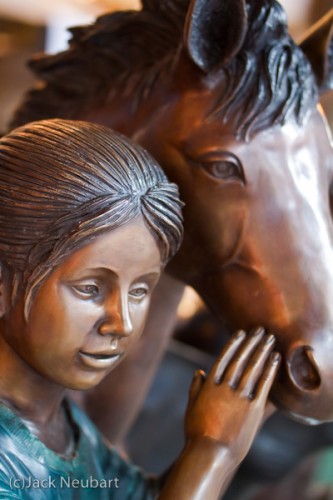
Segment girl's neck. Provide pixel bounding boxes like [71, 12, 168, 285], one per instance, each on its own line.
[0, 335, 75, 455]
[0, 333, 65, 425]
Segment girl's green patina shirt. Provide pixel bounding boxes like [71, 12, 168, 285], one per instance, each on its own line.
[0, 400, 157, 499]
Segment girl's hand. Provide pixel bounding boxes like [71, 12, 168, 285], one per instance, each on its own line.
[185, 328, 281, 465]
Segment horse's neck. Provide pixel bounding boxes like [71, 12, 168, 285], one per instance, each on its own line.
[78, 99, 134, 135]
[77, 84, 166, 139]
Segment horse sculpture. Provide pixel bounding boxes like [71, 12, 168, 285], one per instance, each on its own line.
[10, 0, 333, 428]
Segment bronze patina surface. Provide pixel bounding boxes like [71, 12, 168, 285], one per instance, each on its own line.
[11, 1, 333, 424]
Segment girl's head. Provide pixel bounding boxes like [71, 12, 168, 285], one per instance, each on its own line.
[0, 119, 183, 316]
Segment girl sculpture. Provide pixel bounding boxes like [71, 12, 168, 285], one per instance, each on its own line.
[0, 118, 279, 498]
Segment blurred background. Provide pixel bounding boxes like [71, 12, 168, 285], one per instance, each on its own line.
[0, 0, 141, 133]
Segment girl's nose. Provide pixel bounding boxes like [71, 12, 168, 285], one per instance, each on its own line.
[98, 292, 133, 337]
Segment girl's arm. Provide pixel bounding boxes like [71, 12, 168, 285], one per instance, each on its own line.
[159, 328, 281, 499]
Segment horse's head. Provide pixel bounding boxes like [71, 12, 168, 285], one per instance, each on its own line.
[134, 1, 333, 424]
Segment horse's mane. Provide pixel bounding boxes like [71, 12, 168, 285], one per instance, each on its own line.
[210, 1, 318, 139]
[11, 0, 318, 139]
[10, 0, 189, 127]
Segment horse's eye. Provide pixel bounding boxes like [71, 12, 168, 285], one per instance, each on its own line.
[190, 151, 245, 184]
[205, 160, 243, 181]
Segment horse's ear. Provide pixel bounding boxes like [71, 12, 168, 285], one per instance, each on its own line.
[299, 9, 333, 94]
[184, 0, 247, 73]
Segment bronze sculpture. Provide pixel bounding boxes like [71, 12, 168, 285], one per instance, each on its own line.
[0, 118, 280, 498]
[10, 0, 333, 428]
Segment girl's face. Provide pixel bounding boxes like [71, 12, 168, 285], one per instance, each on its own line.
[2, 216, 162, 390]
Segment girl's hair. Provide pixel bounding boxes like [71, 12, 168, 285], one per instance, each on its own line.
[0, 119, 183, 316]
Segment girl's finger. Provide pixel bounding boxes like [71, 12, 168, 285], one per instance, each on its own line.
[188, 369, 206, 410]
[238, 334, 276, 397]
[222, 327, 265, 388]
[211, 330, 247, 384]
[253, 351, 281, 402]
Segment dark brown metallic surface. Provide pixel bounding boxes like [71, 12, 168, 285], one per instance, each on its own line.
[138, 106, 333, 425]
[0, 120, 281, 498]
[10, 1, 333, 423]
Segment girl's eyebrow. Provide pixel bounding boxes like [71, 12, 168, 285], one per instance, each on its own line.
[64, 268, 161, 282]
[136, 272, 161, 283]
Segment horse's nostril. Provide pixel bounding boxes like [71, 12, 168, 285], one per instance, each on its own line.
[287, 346, 321, 391]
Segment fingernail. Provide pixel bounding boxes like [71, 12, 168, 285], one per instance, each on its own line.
[271, 352, 281, 363]
[235, 330, 246, 338]
[265, 334, 276, 344]
[252, 326, 265, 336]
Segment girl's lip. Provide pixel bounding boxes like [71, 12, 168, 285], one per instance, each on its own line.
[80, 350, 121, 358]
[78, 351, 123, 369]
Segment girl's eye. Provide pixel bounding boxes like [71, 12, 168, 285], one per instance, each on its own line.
[73, 284, 99, 297]
[129, 287, 148, 300]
